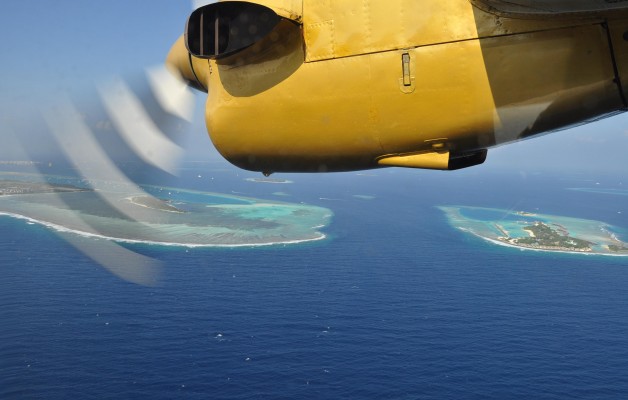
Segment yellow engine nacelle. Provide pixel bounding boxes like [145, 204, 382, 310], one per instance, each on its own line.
[168, 0, 628, 174]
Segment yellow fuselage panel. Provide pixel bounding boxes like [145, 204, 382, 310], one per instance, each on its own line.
[239, 0, 303, 21]
[303, 0, 479, 61]
[198, 0, 628, 172]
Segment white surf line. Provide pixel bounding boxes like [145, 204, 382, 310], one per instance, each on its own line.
[44, 96, 165, 223]
[0, 210, 162, 286]
[0, 212, 327, 249]
[460, 227, 628, 258]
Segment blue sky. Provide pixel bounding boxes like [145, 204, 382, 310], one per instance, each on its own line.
[0, 1, 218, 161]
[0, 1, 627, 175]
[0, 1, 189, 92]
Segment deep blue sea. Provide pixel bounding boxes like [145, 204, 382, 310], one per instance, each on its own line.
[2, 165, 628, 399]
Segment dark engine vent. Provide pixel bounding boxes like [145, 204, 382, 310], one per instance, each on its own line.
[185, 1, 281, 59]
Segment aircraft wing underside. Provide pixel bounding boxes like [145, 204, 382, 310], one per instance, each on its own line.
[469, 0, 628, 17]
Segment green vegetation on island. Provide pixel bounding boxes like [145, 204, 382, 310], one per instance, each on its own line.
[439, 206, 628, 256]
[608, 244, 628, 253]
[506, 222, 594, 252]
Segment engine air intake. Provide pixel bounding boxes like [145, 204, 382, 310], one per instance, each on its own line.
[185, 1, 281, 59]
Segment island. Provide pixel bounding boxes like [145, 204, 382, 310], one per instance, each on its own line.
[501, 221, 595, 252]
[128, 195, 184, 213]
[0, 173, 332, 247]
[0, 180, 90, 196]
[439, 206, 628, 256]
[245, 177, 293, 184]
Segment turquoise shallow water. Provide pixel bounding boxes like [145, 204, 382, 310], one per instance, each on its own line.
[0, 173, 332, 247]
[142, 185, 253, 206]
[440, 205, 628, 256]
[2, 167, 628, 399]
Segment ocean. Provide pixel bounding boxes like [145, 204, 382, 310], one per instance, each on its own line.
[2, 165, 628, 399]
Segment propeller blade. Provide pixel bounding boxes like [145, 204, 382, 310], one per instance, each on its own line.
[3, 66, 197, 286]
